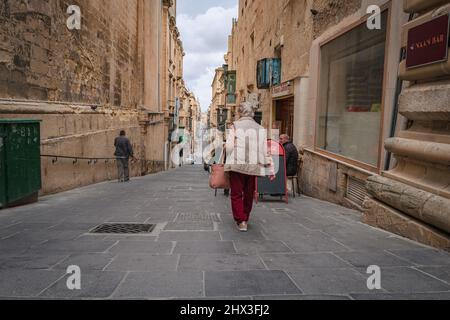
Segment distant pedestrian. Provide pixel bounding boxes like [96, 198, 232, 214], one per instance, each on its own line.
[225, 102, 274, 232]
[114, 130, 134, 182]
[279, 134, 299, 177]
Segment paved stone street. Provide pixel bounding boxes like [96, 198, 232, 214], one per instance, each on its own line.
[1, 166, 450, 300]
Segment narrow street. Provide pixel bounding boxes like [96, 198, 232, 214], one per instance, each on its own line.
[0, 166, 449, 300]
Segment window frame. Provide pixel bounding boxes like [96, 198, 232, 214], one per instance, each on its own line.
[313, 3, 392, 173]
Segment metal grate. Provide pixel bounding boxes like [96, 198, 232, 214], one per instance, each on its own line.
[346, 176, 368, 206]
[89, 223, 156, 234]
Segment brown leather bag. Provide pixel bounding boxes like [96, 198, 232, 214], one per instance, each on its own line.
[209, 148, 230, 189]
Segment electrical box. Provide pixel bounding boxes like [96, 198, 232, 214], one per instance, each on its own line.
[0, 119, 41, 208]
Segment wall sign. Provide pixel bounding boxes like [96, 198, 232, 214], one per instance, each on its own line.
[272, 81, 293, 99]
[406, 14, 450, 69]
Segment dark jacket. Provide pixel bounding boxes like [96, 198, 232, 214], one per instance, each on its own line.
[283, 142, 299, 177]
[114, 136, 134, 158]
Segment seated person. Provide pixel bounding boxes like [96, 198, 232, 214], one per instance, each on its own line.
[280, 134, 299, 177]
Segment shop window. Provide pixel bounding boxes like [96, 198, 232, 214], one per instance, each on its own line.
[316, 11, 388, 167]
[274, 98, 294, 139]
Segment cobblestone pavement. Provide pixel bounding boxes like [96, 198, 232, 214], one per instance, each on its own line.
[1, 166, 450, 300]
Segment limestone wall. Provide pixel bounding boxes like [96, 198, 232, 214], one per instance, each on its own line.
[0, 101, 143, 194]
[229, 0, 364, 128]
[0, 1, 174, 196]
[0, 0, 141, 107]
[301, 148, 372, 210]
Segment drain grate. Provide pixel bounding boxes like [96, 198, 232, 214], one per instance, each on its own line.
[89, 223, 156, 234]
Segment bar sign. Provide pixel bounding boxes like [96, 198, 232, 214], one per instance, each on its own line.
[406, 14, 450, 69]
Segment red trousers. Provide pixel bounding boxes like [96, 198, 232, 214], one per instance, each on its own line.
[229, 172, 256, 224]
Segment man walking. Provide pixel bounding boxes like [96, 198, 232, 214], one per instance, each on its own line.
[279, 134, 299, 177]
[114, 130, 134, 182]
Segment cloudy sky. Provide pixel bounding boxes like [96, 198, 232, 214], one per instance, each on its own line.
[177, 0, 238, 112]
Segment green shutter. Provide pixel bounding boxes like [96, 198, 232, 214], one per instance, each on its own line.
[257, 59, 270, 89]
[5, 122, 41, 203]
[0, 125, 6, 207]
[271, 58, 281, 86]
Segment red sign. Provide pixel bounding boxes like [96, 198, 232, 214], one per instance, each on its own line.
[272, 81, 293, 98]
[406, 14, 449, 69]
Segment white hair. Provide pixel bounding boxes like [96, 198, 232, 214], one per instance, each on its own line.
[238, 101, 256, 118]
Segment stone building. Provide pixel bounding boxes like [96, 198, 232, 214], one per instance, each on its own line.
[223, 0, 450, 249]
[208, 66, 227, 132]
[187, 92, 201, 156]
[0, 0, 196, 194]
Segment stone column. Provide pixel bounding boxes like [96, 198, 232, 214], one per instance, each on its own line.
[363, 0, 450, 251]
[293, 76, 310, 148]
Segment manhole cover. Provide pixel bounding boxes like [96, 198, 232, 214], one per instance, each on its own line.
[89, 223, 156, 234]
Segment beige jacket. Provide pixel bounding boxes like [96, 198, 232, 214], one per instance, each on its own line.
[224, 117, 273, 177]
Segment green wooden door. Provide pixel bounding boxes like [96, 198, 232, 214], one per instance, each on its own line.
[5, 122, 41, 204]
[0, 124, 6, 207]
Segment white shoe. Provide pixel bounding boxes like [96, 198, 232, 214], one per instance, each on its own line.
[238, 222, 248, 232]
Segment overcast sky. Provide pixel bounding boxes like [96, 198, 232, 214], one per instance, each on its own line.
[177, 0, 238, 112]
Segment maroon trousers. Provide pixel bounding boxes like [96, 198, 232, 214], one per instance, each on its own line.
[229, 172, 256, 224]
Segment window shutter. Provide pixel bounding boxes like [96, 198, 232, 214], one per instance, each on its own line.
[257, 58, 281, 88]
[271, 58, 281, 86]
[257, 59, 270, 89]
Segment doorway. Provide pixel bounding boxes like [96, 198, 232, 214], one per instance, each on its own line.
[273, 97, 294, 138]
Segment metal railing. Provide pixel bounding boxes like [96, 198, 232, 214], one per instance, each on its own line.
[40, 154, 141, 165]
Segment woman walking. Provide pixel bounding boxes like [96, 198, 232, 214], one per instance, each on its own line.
[224, 102, 274, 232]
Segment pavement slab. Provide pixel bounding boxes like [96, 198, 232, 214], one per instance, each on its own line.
[178, 254, 266, 272]
[107, 240, 174, 255]
[0, 166, 448, 299]
[173, 241, 237, 255]
[39, 271, 126, 299]
[112, 271, 204, 299]
[158, 231, 221, 242]
[0, 270, 66, 298]
[358, 267, 450, 294]
[204, 270, 302, 297]
[260, 252, 351, 270]
[52, 253, 116, 271]
[105, 254, 180, 272]
[232, 240, 293, 254]
[287, 268, 382, 295]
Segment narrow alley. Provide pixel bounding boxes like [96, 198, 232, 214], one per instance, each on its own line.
[1, 166, 449, 300]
